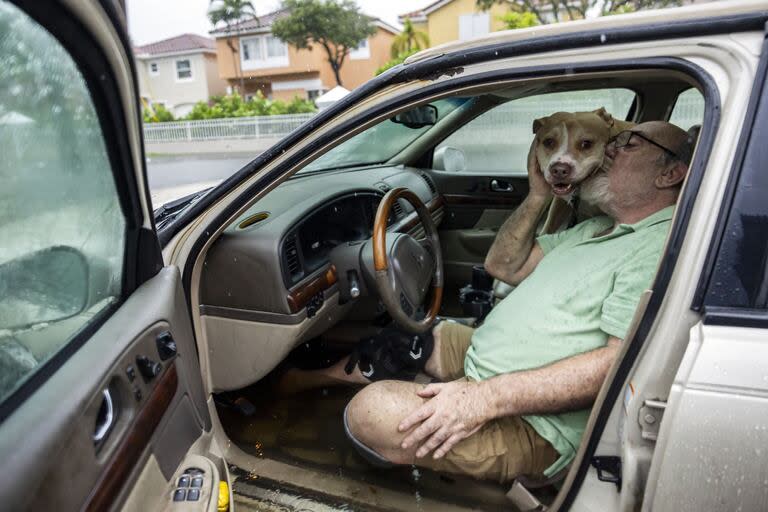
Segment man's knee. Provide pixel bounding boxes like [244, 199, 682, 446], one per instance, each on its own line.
[346, 381, 421, 464]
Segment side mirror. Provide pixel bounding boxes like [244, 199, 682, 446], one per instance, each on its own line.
[391, 104, 438, 129]
[433, 146, 466, 172]
[0, 246, 89, 331]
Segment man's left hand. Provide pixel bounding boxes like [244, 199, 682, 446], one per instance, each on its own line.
[398, 380, 495, 459]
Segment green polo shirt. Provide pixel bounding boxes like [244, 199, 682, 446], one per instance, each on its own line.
[464, 206, 674, 476]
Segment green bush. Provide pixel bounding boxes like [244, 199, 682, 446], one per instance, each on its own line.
[143, 103, 175, 123]
[375, 49, 420, 76]
[185, 92, 316, 121]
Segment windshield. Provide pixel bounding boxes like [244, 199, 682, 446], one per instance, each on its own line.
[301, 97, 472, 173]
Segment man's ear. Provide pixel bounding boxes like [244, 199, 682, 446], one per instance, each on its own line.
[655, 162, 687, 189]
[532, 116, 546, 134]
[592, 107, 615, 127]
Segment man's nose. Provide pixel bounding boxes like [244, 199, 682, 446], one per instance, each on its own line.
[550, 162, 573, 179]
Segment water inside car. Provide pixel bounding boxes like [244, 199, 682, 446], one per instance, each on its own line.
[199, 73, 705, 510]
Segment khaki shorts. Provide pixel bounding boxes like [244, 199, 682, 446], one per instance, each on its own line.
[416, 322, 559, 484]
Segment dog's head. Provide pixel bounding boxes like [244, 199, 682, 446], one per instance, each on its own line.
[532, 107, 616, 197]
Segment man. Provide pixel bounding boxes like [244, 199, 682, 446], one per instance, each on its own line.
[342, 120, 694, 483]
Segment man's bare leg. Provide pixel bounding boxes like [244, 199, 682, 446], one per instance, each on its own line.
[276, 323, 448, 394]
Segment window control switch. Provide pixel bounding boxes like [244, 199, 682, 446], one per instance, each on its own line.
[173, 489, 186, 502]
[178, 476, 190, 488]
[187, 488, 200, 501]
[191, 476, 203, 488]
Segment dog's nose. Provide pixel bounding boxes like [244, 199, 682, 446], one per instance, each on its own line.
[550, 162, 573, 179]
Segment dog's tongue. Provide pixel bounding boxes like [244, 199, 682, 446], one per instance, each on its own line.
[552, 183, 574, 196]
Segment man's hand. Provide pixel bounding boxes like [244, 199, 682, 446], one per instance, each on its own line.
[398, 380, 495, 459]
[526, 138, 552, 200]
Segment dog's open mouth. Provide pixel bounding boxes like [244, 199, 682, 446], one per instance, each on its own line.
[551, 182, 575, 196]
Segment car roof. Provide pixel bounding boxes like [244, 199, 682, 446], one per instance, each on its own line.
[405, 0, 768, 65]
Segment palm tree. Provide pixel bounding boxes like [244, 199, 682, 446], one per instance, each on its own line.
[208, 0, 257, 94]
[390, 19, 430, 59]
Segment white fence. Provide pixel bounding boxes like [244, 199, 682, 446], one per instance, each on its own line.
[142, 113, 316, 143]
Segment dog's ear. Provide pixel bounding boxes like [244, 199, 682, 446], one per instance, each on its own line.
[592, 107, 615, 127]
[532, 116, 546, 134]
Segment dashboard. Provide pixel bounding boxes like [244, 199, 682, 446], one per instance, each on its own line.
[198, 165, 441, 318]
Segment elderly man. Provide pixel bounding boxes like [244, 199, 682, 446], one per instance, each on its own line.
[342, 120, 693, 483]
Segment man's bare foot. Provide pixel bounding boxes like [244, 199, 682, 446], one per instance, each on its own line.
[274, 356, 370, 395]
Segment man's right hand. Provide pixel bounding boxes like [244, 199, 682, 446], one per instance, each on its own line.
[526, 139, 553, 200]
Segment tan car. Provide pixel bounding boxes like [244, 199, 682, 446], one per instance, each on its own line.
[1, 0, 767, 511]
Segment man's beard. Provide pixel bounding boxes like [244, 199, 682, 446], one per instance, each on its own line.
[580, 170, 614, 213]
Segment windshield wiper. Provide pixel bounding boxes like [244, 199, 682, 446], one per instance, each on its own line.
[154, 187, 212, 230]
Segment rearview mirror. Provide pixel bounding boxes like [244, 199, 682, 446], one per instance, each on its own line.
[391, 104, 438, 129]
[0, 246, 89, 331]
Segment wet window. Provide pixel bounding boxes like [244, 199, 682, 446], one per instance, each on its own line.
[435, 88, 635, 175]
[0, 2, 126, 404]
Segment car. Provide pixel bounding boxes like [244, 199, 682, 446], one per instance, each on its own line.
[1, 0, 768, 510]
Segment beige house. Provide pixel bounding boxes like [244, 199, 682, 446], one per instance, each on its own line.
[134, 34, 228, 118]
[210, 10, 398, 101]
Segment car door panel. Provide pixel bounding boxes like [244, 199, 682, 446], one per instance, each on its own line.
[429, 171, 529, 309]
[0, 267, 212, 511]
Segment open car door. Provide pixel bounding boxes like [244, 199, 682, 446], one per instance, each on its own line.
[0, 1, 226, 511]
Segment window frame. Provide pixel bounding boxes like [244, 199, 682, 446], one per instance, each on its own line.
[1, 0, 161, 423]
[240, 34, 289, 70]
[428, 87, 639, 176]
[349, 38, 370, 60]
[175, 58, 193, 82]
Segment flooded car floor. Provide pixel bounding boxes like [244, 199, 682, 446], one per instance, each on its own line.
[216, 340, 557, 511]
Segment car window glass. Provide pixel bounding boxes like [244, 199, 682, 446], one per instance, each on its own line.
[0, 2, 126, 405]
[434, 89, 635, 175]
[301, 97, 472, 173]
[668, 87, 705, 130]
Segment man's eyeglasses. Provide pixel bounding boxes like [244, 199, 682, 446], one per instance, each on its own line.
[609, 130, 678, 158]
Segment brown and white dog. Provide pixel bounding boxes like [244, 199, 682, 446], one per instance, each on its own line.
[529, 107, 634, 232]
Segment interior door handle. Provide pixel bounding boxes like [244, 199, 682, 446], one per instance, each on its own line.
[93, 388, 115, 445]
[490, 179, 514, 193]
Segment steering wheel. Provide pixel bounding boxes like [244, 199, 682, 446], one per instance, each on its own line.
[372, 188, 443, 333]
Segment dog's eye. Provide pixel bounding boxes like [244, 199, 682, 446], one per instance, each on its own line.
[580, 140, 594, 150]
[542, 138, 556, 149]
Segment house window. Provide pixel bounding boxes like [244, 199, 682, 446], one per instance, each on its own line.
[349, 38, 370, 60]
[307, 89, 322, 101]
[458, 13, 490, 40]
[240, 35, 289, 70]
[149, 62, 159, 76]
[175, 59, 192, 81]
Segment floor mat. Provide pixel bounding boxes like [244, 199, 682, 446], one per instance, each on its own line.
[217, 370, 515, 511]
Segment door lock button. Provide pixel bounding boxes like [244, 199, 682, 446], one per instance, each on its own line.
[136, 355, 162, 381]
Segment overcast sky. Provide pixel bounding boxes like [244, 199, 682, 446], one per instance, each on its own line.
[126, 0, 436, 46]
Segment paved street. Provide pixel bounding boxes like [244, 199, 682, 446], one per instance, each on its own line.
[146, 153, 255, 207]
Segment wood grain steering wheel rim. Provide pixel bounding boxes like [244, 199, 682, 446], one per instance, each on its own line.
[372, 187, 443, 332]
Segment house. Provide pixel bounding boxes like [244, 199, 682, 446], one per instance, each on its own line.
[400, 0, 714, 48]
[134, 34, 228, 118]
[210, 10, 398, 100]
[399, 0, 513, 47]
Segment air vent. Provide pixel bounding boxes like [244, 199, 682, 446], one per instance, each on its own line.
[283, 236, 302, 281]
[377, 183, 391, 193]
[420, 173, 437, 195]
[392, 200, 404, 219]
[238, 211, 269, 229]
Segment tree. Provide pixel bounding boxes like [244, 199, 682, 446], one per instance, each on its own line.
[375, 49, 420, 76]
[208, 0, 257, 93]
[498, 11, 539, 30]
[476, 0, 683, 25]
[271, 0, 377, 87]
[390, 19, 429, 59]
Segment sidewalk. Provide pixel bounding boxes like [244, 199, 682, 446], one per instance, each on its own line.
[146, 137, 282, 156]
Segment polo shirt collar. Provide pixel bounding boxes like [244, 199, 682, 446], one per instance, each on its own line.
[623, 205, 675, 232]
